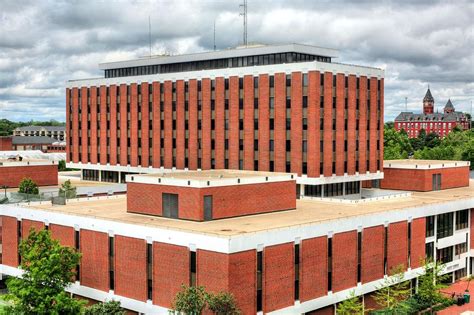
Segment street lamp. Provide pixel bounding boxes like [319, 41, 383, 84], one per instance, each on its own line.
[1, 185, 7, 198]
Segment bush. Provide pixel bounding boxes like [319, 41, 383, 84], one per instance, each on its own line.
[85, 300, 125, 315]
[58, 160, 67, 171]
[18, 178, 39, 195]
[59, 179, 77, 199]
[171, 285, 208, 315]
[207, 291, 240, 315]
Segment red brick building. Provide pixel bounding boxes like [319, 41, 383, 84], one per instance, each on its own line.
[1, 166, 473, 314]
[394, 89, 470, 138]
[66, 44, 384, 197]
[0, 159, 58, 188]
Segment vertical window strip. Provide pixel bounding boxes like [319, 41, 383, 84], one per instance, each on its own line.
[256, 250, 263, 312]
[328, 237, 332, 292]
[294, 243, 300, 300]
[190, 250, 196, 286]
[109, 236, 115, 290]
[147, 243, 153, 300]
[75, 230, 80, 282]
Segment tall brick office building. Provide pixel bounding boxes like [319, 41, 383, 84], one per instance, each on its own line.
[66, 44, 384, 196]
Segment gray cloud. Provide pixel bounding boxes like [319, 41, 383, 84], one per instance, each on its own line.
[0, 0, 472, 122]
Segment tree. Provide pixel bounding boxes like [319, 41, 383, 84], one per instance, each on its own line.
[59, 179, 77, 199]
[18, 178, 39, 195]
[171, 285, 208, 315]
[383, 128, 412, 159]
[372, 265, 411, 313]
[207, 291, 240, 315]
[416, 259, 451, 312]
[58, 160, 67, 172]
[461, 139, 474, 170]
[336, 290, 364, 314]
[4, 229, 84, 314]
[84, 300, 125, 315]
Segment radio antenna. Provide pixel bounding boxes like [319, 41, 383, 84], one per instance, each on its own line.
[148, 15, 152, 57]
[239, 0, 248, 46]
[213, 19, 216, 51]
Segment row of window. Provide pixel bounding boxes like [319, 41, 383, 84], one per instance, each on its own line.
[425, 209, 470, 239]
[104, 52, 331, 78]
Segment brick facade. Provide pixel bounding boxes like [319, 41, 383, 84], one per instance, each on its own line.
[332, 230, 358, 292]
[50, 224, 75, 247]
[387, 221, 408, 272]
[380, 166, 470, 191]
[0, 137, 13, 151]
[67, 72, 383, 179]
[361, 225, 384, 283]
[2, 216, 19, 267]
[300, 236, 327, 301]
[80, 230, 109, 292]
[410, 218, 426, 269]
[0, 164, 58, 188]
[127, 180, 296, 221]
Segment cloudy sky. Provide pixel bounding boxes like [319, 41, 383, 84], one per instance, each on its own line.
[0, 0, 473, 122]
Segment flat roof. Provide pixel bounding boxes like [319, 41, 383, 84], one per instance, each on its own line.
[99, 43, 339, 70]
[25, 180, 474, 237]
[0, 158, 55, 167]
[127, 169, 295, 188]
[384, 159, 470, 170]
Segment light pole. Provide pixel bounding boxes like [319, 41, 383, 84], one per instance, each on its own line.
[1, 185, 7, 198]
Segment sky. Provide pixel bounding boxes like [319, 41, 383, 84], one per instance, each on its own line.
[0, 0, 473, 122]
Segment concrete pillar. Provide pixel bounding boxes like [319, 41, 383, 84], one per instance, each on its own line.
[118, 171, 122, 184]
[300, 184, 305, 199]
[98, 170, 102, 182]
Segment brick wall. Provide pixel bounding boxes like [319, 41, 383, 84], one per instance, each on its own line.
[332, 230, 357, 292]
[0, 164, 58, 188]
[0, 137, 13, 151]
[80, 230, 109, 292]
[300, 236, 327, 301]
[263, 242, 294, 313]
[381, 166, 470, 191]
[228, 250, 256, 315]
[361, 225, 384, 283]
[115, 236, 147, 301]
[68, 73, 383, 179]
[153, 242, 189, 308]
[21, 219, 44, 238]
[307, 305, 334, 315]
[2, 216, 18, 267]
[387, 221, 408, 272]
[410, 218, 426, 269]
[50, 224, 75, 247]
[127, 180, 295, 221]
[197, 249, 229, 293]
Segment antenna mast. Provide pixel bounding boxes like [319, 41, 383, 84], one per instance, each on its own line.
[239, 0, 248, 46]
[148, 16, 152, 57]
[213, 20, 216, 51]
[405, 97, 408, 111]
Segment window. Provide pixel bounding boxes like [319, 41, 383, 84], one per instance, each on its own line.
[357, 231, 362, 283]
[426, 216, 435, 237]
[204, 195, 213, 221]
[384, 226, 388, 275]
[75, 230, 80, 281]
[437, 246, 453, 264]
[147, 243, 153, 300]
[109, 236, 115, 290]
[456, 209, 469, 230]
[328, 237, 332, 292]
[162, 193, 179, 218]
[425, 242, 434, 260]
[432, 173, 441, 191]
[257, 251, 263, 312]
[437, 212, 454, 239]
[294, 244, 300, 300]
[190, 251, 196, 286]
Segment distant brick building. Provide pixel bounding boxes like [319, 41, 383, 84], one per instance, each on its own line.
[0, 159, 58, 188]
[394, 89, 470, 138]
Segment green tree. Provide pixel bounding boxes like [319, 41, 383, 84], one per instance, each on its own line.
[384, 128, 412, 159]
[424, 132, 441, 148]
[84, 300, 125, 315]
[4, 229, 84, 314]
[416, 259, 451, 312]
[171, 285, 208, 315]
[58, 160, 67, 172]
[59, 179, 77, 199]
[207, 291, 240, 315]
[18, 178, 39, 195]
[336, 290, 364, 314]
[461, 138, 474, 169]
[372, 265, 411, 313]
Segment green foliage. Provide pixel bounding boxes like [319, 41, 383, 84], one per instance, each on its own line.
[84, 300, 125, 315]
[383, 127, 412, 159]
[59, 179, 77, 199]
[0, 119, 65, 136]
[171, 285, 208, 315]
[58, 160, 67, 172]
[4, 229, 84, 314]
[372, 265, 411, 313]
[416, 259, 451, 310]
[170, 285, 241, 315]
[18, 178, 39, 195]
[336, 291, 364, 314]
[207, 291, 240, 315]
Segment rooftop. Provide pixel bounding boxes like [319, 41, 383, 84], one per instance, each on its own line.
[11, 136, 56, 145]
[384, 159, 470, 170]
[128, 169, 294, 188]
[0, 158, 55, 167]
[25, 180, 474, 237]
[14, 126, 65, 132]
[99, 43, 339, 70]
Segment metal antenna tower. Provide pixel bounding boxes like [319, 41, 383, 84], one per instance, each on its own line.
[405, 97, 408, 111]
[148, 16, 152, 57]
[239, 0, 248, 46]
[213, 19, 216, 51]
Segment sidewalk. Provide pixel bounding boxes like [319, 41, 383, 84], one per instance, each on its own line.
[438, 279, 474, 314]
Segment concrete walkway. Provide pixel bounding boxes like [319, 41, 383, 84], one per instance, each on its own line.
[438, 279, 474, 314]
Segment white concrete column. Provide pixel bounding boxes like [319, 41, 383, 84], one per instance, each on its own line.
[300, 184, 305, 199]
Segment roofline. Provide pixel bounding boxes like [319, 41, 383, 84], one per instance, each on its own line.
[98, 43, 340, 70]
